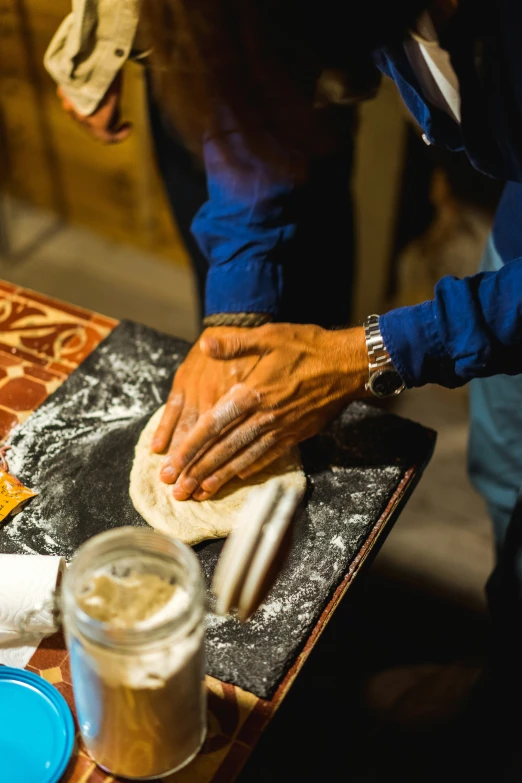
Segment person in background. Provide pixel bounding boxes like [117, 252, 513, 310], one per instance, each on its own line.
[44, 0, 208, 318]
[44, 0, 209, 322]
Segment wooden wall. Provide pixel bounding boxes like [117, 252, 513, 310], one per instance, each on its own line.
[0, 0, 188, 264]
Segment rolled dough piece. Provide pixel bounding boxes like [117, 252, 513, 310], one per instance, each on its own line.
[129, 406, 307, 546]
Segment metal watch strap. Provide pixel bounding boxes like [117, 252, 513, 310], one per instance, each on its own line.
[363, 314, 405, 396]
[364, 314, 393, 376]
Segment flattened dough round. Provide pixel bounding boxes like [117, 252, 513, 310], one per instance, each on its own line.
[129, 406, 307, 546]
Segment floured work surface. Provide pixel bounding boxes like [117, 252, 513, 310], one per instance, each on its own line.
[1, 321, 435, 698]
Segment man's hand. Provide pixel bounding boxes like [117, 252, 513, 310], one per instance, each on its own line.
[169, 323, 370, 501]
[57, 72, 132, 144]
[151, 335, 260, 488]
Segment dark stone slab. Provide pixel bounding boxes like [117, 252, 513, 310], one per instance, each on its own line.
[1, 321, 435, 698]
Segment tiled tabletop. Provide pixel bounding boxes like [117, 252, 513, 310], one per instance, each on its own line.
[0, 282, 425, 782]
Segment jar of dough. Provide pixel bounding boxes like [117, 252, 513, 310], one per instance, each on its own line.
[61, 526, 206, 779]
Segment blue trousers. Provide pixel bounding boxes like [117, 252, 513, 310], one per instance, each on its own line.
[467, 238, 522, 686]
[468, 236, 522, 553]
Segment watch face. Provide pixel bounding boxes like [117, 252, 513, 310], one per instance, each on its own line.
[370, 369, 405, 398]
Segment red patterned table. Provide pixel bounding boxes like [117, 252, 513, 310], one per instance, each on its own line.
[0, 282, 430, 782]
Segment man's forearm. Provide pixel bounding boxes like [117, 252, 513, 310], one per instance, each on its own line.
[380, 259, 522, 388]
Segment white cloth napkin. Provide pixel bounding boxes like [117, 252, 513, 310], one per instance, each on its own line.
[0, 555, 65, 668]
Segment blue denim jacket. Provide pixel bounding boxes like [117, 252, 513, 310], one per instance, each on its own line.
[193, 0, 522, 388]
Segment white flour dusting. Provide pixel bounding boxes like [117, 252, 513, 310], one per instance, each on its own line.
[4, 322, 181, 558]
[0, 324, 431, 699]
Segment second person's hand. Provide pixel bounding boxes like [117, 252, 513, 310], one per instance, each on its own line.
[57, 72, 132, 144]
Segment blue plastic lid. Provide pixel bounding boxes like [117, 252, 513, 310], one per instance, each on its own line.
[0, 666, 75, 783]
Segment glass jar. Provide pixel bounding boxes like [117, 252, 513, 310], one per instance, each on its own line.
[61, 527, 206, 780]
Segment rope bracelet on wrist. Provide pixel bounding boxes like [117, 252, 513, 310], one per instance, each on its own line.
[202, 312, 273, 329]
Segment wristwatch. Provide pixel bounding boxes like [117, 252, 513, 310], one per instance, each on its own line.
[363, 314, 406, 398]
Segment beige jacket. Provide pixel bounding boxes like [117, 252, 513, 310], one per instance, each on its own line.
[44, 0, 140, 116]
[45, 1, 370, 118]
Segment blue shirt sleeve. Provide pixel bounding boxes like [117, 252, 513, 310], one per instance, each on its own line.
[380, 260, 522, 388]
[192, 131, 297, 316]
